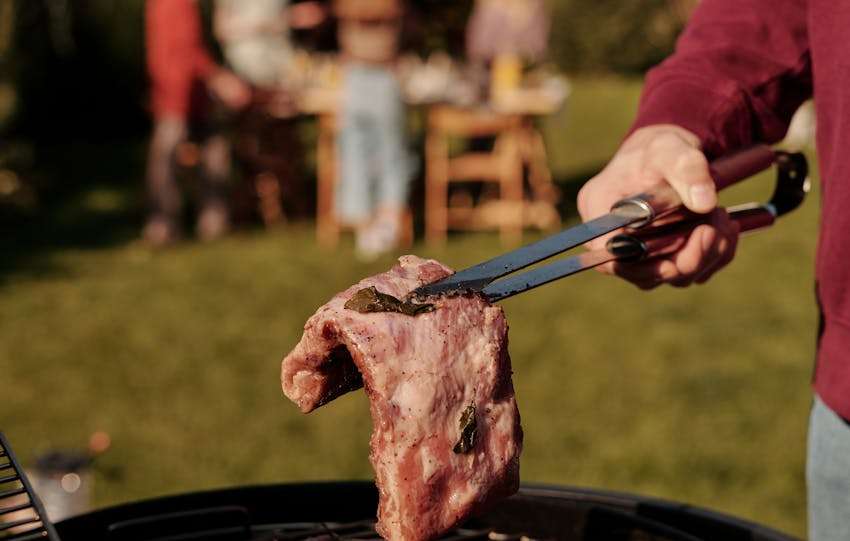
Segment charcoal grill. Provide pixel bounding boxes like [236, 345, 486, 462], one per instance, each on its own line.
[50, 481, 798, 541]
[1, 432, 798, 541]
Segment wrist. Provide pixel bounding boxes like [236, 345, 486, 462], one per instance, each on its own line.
[624, 124, 702, 150]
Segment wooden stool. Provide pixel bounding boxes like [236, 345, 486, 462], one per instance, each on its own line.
[315, 113, 414, 248]
[425, 104, 559, 246]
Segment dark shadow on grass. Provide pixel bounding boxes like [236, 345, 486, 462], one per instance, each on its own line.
[0, 139, 147, 286]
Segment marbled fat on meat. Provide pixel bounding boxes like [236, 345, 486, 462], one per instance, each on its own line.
[280, 256, 522, 541]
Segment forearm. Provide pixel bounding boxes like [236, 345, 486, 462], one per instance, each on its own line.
[632, 0, 812, 157]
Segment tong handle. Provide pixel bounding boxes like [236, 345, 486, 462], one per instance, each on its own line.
[607, 150, 810, 261]
[610, 144, 778, 228]
[605, 206, 773, 260]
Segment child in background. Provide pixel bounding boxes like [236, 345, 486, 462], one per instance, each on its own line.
[334, 0, 413, 259]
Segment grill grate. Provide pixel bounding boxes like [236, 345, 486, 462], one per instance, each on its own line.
[259, 520, 535, 541]
[0, 432, 60, 541]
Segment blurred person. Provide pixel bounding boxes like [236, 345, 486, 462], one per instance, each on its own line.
[465, 0, 550, 100]
[215, 0, 292, 89]
[213, 0, 327, 226]
[213, 0, 327, 89]
[335, 0, 413, 259]
[575, 2, 850, 539]
[144, 0, 251, 246]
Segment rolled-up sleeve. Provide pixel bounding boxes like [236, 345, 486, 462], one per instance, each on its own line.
[631, 0, 812, 157]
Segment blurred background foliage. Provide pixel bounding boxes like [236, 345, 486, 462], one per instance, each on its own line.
[549, 0, 693, 72]
[0, 0, 692, 138]
[0, 0, 696, 253]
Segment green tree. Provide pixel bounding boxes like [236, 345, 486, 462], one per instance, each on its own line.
[548, 0, 686, 73]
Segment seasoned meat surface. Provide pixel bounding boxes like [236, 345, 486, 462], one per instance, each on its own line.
[281, 256, 522, 541]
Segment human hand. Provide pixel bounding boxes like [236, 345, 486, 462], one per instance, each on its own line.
[207, 69, 252, 111]
[576, 125, 740, 289]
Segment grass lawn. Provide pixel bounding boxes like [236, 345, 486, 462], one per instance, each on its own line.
[1, 76, 818, 537]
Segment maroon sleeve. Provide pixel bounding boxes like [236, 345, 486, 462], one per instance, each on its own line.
[631, 0, 812, 157]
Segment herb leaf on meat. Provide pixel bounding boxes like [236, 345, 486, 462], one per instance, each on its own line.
[453, 404, 477, 454]
[344, 286, 435, 316]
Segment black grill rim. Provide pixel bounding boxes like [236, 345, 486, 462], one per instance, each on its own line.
[53, 480, 800, 541]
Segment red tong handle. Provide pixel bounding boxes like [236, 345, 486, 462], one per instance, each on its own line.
[607, 150, 809, 261]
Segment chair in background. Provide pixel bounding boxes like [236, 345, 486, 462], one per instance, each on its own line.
[425, 104, 560, 246]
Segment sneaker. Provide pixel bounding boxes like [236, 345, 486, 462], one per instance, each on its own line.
[355, 226, 383, 262]
[196, 203, 231, 242]
[355, 208, 399, 260]
[142, 215, 182, 248]
[371, 206, 402, 249]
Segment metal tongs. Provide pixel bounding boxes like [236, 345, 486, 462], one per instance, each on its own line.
[410, 145, 809, 303]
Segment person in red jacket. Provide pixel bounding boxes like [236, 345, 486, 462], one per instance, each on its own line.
[144, 0, 251, 246]
[576, 1, 849, 539]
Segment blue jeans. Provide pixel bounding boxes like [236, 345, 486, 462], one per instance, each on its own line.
[807, 394, 850, 541]
[336, 64, 413, 224]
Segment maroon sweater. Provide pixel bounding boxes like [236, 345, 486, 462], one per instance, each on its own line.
[631, 0, 850, 419]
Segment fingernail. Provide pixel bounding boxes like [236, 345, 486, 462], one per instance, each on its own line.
[689, 185, 716, 210]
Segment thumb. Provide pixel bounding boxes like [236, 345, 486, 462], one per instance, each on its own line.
[657, 147, 717, 213]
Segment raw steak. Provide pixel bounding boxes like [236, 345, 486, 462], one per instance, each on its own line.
[281, 255, 522, 541]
